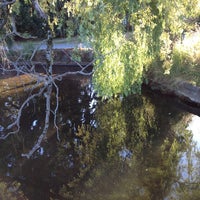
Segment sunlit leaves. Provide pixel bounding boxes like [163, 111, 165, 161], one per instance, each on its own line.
[11, 0, 200, 97]
[66, 0, 200, 97]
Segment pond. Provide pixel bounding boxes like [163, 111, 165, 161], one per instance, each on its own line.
[0, 77, 200, 200]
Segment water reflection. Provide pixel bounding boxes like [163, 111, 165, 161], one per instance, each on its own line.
[0, 79, 200, 200]
[187, 115, 200, 149]
[167, 115, 200, 200]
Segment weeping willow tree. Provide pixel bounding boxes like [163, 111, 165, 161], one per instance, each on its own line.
[64, 0, 200, 97]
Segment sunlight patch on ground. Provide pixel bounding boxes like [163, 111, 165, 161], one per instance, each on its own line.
[175, 30, 200, 60]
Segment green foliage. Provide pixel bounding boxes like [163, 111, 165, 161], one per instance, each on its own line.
[71, 48, 83, 62]
[43, 0, 72, 37]
[170, 32, 200, 85]
[152, 31, 200, 86]
[66, 0, 200, 97]
[1, 81, 199, 199]
[63, 93, 194, 200]
[12, 0, 47, 38]
[6, 0, 200, 97]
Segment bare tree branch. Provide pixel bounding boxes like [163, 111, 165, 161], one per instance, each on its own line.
[0, 0, 16, 7]
[0, 86, 46, 140]
[20, 30, 54, 158]
[31, 0, 47, 20]
[1, 53, 93, 158]
[10, 15, 37, 39]
[52, 81, 60, 141]
[0, 0, 93, 158]
[60, 49, 94, 76]
[0, 3, 9, 29]
[21, 83, 52, 159]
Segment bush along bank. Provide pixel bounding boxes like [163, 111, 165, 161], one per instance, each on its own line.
[145, 29, 200, 107]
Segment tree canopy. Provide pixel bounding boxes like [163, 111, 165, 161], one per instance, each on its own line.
[1, 0, 200, 98]
[66, 0, 199, 97]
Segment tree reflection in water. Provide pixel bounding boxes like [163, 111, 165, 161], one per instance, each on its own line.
[0, 80, 200, 200]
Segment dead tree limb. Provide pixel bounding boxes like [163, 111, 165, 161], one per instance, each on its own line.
[21, 83, 52, 159]
[0, 86, 46, 139]
[10, 15, 37, 39]
[0, 0, 16, 7]
[0, 0, 94, 158]
[31, 0, 47, 20]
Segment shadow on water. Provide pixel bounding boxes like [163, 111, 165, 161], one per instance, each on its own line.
[0, 78, 200, 200]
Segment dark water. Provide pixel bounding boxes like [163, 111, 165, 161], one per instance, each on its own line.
[0, 78, 200, 200]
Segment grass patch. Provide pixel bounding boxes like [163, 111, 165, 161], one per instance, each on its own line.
[147, 30, 200, 87]
[169, 31, 200, 86]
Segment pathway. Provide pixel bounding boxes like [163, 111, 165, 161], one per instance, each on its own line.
[11, 38, 91, 51]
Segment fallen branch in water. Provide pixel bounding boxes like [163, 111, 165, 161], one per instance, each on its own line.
[0, 0, 94, 158]
[21, 82, 52, 159]
[0, 30, 93, 159]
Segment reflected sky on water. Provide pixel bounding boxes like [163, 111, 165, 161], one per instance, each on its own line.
[187, 115, 200, 149]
